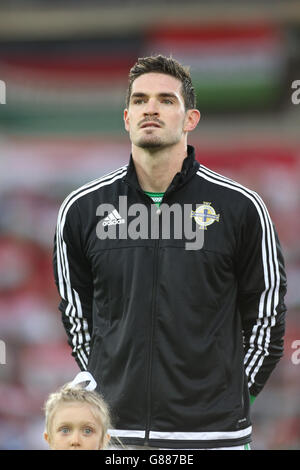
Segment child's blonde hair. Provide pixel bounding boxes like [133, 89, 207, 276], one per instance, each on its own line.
[43, 382, 112, 448]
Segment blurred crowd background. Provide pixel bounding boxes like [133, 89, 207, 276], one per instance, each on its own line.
[0, 0, 299, 450]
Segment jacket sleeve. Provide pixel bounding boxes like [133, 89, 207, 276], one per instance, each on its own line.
[53, 197, 94, 371]
[236, 193, 287, 398]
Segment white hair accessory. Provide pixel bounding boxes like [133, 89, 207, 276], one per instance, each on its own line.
[69, 371, 97, 391]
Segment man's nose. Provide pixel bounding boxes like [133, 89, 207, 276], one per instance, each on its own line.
[144, 98, 159, 115]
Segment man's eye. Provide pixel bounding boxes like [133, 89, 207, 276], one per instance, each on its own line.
[133, 99, 145, 104]
[162, 99, 173, 104]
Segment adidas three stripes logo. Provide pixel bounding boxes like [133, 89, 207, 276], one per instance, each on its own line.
[102, 209, 125, 226]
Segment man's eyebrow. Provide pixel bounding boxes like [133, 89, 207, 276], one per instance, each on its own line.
[158, 93, 178, 100]
[130, 92, 147, 98]
[130, 92, 179, 100]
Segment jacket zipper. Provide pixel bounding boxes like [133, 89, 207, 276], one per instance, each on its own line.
[140, 189, 173, 444]
[123, 178, 161, 444]
[145, 236, 160, 445]
[123, 178, 178, 444]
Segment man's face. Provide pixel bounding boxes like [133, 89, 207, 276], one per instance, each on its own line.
[124, 72, 189, 150]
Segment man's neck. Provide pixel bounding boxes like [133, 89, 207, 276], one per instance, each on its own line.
[131, 141, 188, 193]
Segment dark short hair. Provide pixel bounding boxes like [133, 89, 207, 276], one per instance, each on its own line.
[126, 55, 196, 110]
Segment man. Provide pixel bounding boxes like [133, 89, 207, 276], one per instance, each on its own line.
[53, 55, 287, 450]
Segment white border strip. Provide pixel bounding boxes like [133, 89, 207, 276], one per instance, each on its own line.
[149, 426, 252, 441]
[108, 429, 146, 438]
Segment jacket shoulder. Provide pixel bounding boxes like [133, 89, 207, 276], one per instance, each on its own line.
[58, 164, 128, 217]
[196, 164, 262, 208]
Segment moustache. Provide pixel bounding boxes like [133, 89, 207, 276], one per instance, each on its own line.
[138, 118, 164, 128]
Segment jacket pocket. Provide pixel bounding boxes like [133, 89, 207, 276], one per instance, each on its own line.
[92, 305, 110, 337]
[108, 295, 129, 326]
[196, 336, 228, 406]
[215, 334, 230, 386]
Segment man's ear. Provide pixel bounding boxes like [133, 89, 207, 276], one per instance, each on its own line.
[183, 109, 201, 132]
[124, 109, 130, 132]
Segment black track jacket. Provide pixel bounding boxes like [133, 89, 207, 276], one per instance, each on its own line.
[53, 145, 287, 448]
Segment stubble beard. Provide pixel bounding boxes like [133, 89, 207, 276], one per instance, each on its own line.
[137, 136, 164, 149]
[133, 128, 182, 151]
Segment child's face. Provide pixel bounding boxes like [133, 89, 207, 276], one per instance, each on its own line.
[44, 402, 108, 450]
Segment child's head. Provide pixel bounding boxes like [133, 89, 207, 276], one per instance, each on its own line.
[43, 382, 111, 450]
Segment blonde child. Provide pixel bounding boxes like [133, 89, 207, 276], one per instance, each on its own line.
[43, 373, 112, 450]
